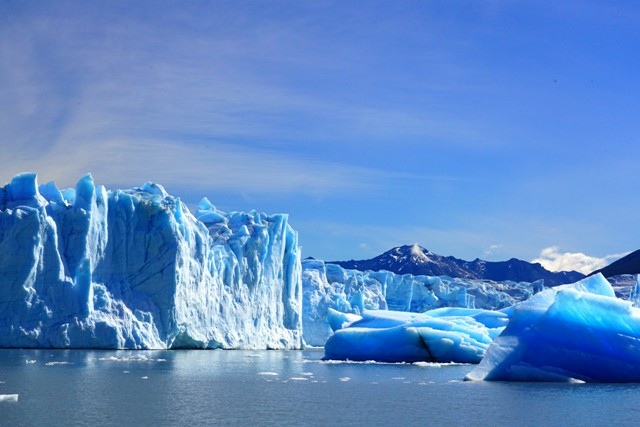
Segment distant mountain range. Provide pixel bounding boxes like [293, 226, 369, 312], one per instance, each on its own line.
[329, 244, 585, 287]
[589, 249, 640, 278]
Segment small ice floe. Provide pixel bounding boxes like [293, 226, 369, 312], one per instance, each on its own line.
[25, 359, 36, 364]
[0, 394, 18, 402]
[246, 354, 262, 358]
[338, 377, 351, 382]
[320, 359, 383, 365]
[99, 355, 166, 363]
[413, 362, 462, 368]
[289, 377, 308, 381]
[141, 376, 149, 380]
[257, 372, 279, 376]
[45, 361, 73, 366]
[301, 372, 314, 377]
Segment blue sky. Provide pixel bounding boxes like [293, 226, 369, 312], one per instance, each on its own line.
[1, 1, 638, 273]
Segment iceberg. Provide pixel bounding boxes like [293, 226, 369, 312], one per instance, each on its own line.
[465, 274, 640, 382]
[323, 308, 507, 363]
[302, 259, 541, 346]
[0, 173, 303, 349]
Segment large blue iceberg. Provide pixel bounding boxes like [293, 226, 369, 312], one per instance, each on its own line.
[465, 273, 640, 382]
[0, 173, 303, 349]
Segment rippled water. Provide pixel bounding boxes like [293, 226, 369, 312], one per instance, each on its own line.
[1, 349, 639, 426]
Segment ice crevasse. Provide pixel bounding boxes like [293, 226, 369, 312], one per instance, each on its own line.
[0, 173, 303, 349]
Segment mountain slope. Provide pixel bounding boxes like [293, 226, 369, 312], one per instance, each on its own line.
[590, 249, 640, 278]
[330, 244, 584, 286]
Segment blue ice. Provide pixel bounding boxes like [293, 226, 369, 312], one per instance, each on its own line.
[465, 274, 640, 382]
[0, 173, 303, 350]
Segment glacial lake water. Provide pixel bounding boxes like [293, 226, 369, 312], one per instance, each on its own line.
[1, 349, 640, 426]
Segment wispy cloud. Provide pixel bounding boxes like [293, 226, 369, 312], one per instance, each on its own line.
[532, 246, 630, 275]
[2, 4, 473, 197]
[0, 1, 506, 165]
[4, 138, 402, 196]
[484, 244, 504, 257]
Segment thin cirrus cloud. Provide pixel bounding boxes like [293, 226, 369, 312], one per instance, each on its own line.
[4, 138, 408, 197]
[532, 246, 630, 275]
[0, 1, 502, 155]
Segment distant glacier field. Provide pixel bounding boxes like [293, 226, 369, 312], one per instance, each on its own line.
[1, 349, 639, 426]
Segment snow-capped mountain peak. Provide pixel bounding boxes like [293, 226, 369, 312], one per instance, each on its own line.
[330, 244, 584, 286]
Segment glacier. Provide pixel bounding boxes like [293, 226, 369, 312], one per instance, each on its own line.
[0, 173, 302, 349]
[302, 258, 542, 346]
[5, 172, 640, 379]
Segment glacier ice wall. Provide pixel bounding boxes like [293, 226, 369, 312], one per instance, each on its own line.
[302, 259, 542, 346]
[0, 173, 302, 349]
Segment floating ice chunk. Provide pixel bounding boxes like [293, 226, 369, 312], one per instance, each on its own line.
[98, 355, 166, 362]
[0, 394, 18, 402]
[465, 274, 640, 382]
[324, 309, 501, 364]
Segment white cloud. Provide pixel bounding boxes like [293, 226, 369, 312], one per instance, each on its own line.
[484, 244, 503, 257]
[532, 246, 629, 275]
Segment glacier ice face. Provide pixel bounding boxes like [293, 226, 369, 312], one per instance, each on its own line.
[0, 173, 302, 349]
[302, 259, 541, 346]
[464, 274, 640, 382]
[302, 259, 386, 346]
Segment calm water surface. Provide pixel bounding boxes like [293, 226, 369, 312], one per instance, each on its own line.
[1, 349, 639, 426]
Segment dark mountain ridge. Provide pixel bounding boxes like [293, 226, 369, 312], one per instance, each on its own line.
[330, 244, 585, 287]
[589, 249, 640, 278]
